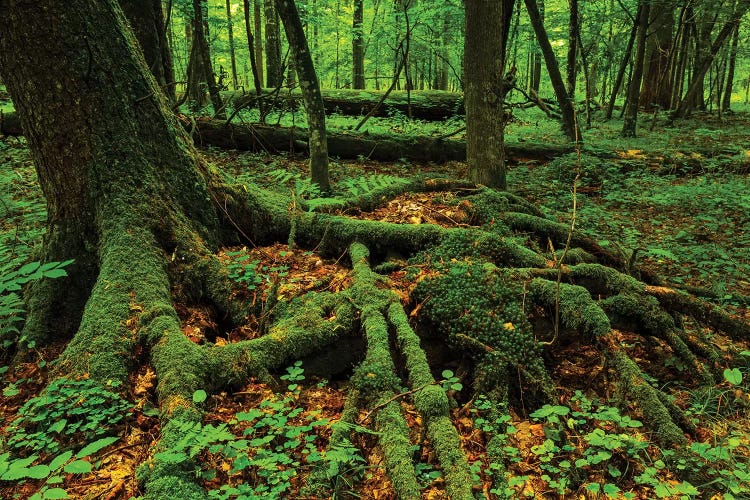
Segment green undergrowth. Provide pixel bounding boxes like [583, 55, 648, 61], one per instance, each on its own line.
[143, 362, 369, 499]
[0, 377, 129, 500]
[513, 152, 750, 302]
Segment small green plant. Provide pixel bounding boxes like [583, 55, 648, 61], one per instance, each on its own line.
[150, 362, 366, 499]
[440, 369, 463, 392]
[3, 377, 131, 456]
[1, 260, 73, 349]
[0, 436, 118, 500]
[225, 249, 262, 289]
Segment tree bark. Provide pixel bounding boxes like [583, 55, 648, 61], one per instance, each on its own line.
[243, 0, 264, 98]
[566, 0, 579, 98]
[275, 0, 330, 191]
[640, 6, 674, 110]
[464, 0, 514, 189]
[352, 0, 365, 89]
[254, 0, 264, 85]
[722, 21, 740, 111]
[119, 0, 176, 100]
[264, 0, 283, 87]
[193, 0, 226, 118]
[622, 0, 649, 137]
[225, 0, 239, 90]
[524, 0, 580, 142]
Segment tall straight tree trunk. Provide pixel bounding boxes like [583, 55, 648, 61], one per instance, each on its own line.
[622, 0, 649, 137]
[254, 0, 264, 85]
[671, 0, 750, 120]
[352, 0, 365, 89]
[243, 0, 264, 107]
[566, 0, 578, 98]
[264, 0, 283, 87]
[192, 0, 226, 118]
[722, 22, 740, 111]
[119, 0, 176, 100]
[640, 7, 674, 109]
[605, 4, 641, 120]
[464, 0, 514, 190]
[523, 0, 580, 142]
[226, 0, 239, 90]
[274, 0, 330, 191]
[530, 0, 544, 93]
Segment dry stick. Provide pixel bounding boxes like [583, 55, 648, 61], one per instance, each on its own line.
[357, 379, 443, 424]
[546, 112, 582, 346]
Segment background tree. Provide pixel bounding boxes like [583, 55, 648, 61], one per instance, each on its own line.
[463, 0, 514, 189]
[264, 0, 283, 87]
[352, 0, 365, 89]
[275, 0, 330, 191]
[622, 0, 649, 137]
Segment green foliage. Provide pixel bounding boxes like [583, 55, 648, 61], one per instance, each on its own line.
[338, 173, 407, 197]
[0, 260, 73, 349]
[3, 377, 131, 456]
[0, 437, 116, 500]
[150, 362, 366, 498]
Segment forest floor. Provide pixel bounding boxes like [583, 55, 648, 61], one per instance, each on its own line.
[1, 106, 750, 499]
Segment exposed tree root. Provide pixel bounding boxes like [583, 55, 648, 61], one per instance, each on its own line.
[11, 179, 749, 497]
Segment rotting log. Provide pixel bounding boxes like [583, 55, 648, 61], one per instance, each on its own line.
[192, 118, 574, 163]
[0, 109, 574, 163]
[221, 88, 465, 121]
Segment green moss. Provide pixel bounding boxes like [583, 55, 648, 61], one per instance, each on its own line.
[376, 401, 421, 499]
[604, 348, 687, 447]
[529, 278, 611, 338]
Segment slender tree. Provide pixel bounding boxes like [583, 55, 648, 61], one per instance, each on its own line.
[566, 0, 579, 97]
[254, 0, 264, 85]
[524, 0, 580, 142]
[274, 0, 330, 191]
[722, 21, 740, 111]
[352, 0, 365, 89]
[622, 0, 649, 137]
[264, 0, 283, 86]
[226, 0, 239, 90]
[191, 0, 226, 117]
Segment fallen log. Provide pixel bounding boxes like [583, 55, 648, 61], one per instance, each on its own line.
[192, 118, 574, 163]
[222, 88, 465, 121]
[0, 109, 573, 163]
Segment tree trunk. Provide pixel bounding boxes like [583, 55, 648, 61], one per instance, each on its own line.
[671, 0, 750, 120]
[352, 0, 365, 89]
[275, 0, 330, 191]
[640, 6, 674, 110]
[464, 0, 513, 190]
[622, 0, 649, 137]
[264, 0, 283, 87]
[193, 0, 226, 118]
[529, 0, 544, 93]
[254, 0, 264, 85]
[722, 22, 740, 111]
[524, 0, 580, 142]
[605, 4, 640, 119]
[119, 0, 176, 100]
[566, 0, 578, 98]
[226, 0, 239, 90]
[243, 0, 264, 96]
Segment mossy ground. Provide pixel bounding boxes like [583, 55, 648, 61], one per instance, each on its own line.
[2, 108, 750, 499]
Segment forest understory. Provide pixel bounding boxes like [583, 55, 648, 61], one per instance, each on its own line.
[2, 106, 750, 500]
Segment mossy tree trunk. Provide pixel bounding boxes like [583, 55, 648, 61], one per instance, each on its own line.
[352, 0, 365, 89]
[463, 0, 513, 190]
[192, 0, 226, 118]
[264, 0, 283, 87]
[275, 0, 330, 192]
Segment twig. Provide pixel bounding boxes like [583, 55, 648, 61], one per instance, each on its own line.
[357, 380, 442, 424]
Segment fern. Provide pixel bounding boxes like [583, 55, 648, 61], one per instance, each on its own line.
[340, 174, 407, 197]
